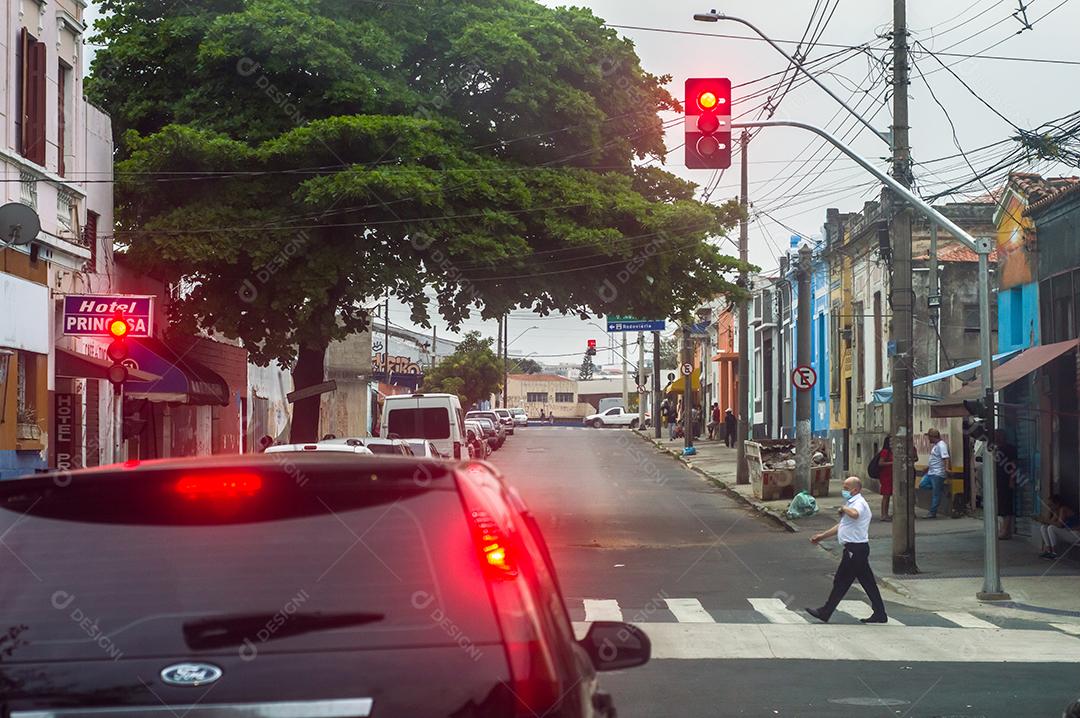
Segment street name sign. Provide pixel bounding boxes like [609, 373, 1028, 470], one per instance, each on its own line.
[62, 295, 154, 337]
[606, 316, 666, 332]
[287, 380, 338, 404]
[791, 365, 817, 392]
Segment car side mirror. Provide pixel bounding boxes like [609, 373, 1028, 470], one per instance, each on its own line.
[579, 621, 650, 671]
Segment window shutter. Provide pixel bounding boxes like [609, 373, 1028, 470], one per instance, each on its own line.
[15, 28, 25, 155]
[27, 39, 46, 165]
[58, 63, 66, 176]
[85, 210, 99, 272]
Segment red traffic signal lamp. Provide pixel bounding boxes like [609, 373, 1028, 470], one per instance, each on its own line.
[106, 312, 129, 392]
[685, 78, 732, 169]
[586, 339, 597, 357]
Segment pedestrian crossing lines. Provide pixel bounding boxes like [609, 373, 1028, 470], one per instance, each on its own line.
[569, 596, 1080, 635]
[568, 596, 1080, 662]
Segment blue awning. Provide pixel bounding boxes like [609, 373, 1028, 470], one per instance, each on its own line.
[123, 337, 230, 406]
[871, 349, 1021, 404]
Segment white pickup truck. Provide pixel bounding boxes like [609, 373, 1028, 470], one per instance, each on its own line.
[582, 406, 648, 429]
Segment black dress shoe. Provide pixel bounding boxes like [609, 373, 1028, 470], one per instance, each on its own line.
[805, 607, 828, 623]
[860, 614, 888, 624]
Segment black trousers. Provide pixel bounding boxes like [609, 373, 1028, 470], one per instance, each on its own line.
[819, 542, 886, 619]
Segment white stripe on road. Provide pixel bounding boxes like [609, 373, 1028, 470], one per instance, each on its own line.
[936, 611, 998, 629]
[570, 622, 1080, 662]
[583, 599, 622, 622]
[1051, 623, 1080, 636]
[664, 598, 715, 623]
[748, 598, 808, 624]
[836, 600, 905, 625]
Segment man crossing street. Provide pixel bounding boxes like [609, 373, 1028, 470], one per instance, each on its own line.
[805, 476, 888, 624]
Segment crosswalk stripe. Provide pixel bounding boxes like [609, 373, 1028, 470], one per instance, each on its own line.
[936, 611, 998, 629]
[664, 598, 715, 623]
[569, 623, 1080, 662]
[583, 599, 622, 622]
[1051, 623, 1080, 636]
[748, 598, 808, 624]
[835, 600, 905, 625]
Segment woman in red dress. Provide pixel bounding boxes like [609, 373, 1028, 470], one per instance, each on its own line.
[878, 436, 894, 521]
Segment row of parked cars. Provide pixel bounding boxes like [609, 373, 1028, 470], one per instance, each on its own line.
[1, 393, 650, 716]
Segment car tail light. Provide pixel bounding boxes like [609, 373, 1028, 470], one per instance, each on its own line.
[175, 473, 263, 499]
[458, 474, 560, 716]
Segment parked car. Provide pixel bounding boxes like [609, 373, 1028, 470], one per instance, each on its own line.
[381, 392, 467, 459]
[473, 416, 505, 450]
[493, 408, 515, 435]
[466, 411, 508, 446]
[266, 442, 374, 455]
[510, 407, 529, 426]
[2, 455, 650, 716]
[582, 406, 647, 429]
[405, 440, 444, 458]
[359, 438, 415, 456]
[464, 420, 491, 459]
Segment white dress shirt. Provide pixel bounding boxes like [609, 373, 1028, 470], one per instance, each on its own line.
[837, 492, 872, 544]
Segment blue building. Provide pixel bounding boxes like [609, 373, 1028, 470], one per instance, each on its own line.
[782, 236, 830, 438]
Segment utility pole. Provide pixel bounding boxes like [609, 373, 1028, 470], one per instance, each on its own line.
[384, 295, 390, 385]
[621, 333, 629, 408]
[653, 331, 662, 440]
[502, 315, 509, 408]
[795, 243, 813, 492]
[496, 316, 503, 408]
[737, 129, 751, 483]
[890, 0, 918, 575]
[682, 323, 694, 451]
[638, 331, 646, 430]
[432, 325, 438, 368]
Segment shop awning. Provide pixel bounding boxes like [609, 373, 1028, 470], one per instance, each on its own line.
[871, 349, 1020, 404]
[931, 339, 1080, 417]
[664, 369, 701, 395]
[123, 337, 231, 406]
[55, 346, 160, 382]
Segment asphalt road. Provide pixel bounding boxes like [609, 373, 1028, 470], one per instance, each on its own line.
[494, 425, 1080, 718]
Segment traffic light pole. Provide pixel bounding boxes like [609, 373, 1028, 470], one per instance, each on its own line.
[653, 331, 662, 440]
[732, 118, 1006, 598]
[638, 331, 646, 431]
[113, 384, 124, 463]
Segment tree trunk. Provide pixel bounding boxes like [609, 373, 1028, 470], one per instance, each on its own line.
[289, 344, 327, 443]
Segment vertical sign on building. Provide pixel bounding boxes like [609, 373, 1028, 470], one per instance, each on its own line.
[53, 392, 81, 471]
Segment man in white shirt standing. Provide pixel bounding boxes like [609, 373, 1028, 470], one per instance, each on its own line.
[805, 476, 888, 624]
[924, 427, 951, 519]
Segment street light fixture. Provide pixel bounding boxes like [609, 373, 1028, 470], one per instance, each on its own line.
[692, 9, 890, 146]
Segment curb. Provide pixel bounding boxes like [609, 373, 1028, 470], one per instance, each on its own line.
[877, 575, 913, 599]
[634, 432, 800, 534]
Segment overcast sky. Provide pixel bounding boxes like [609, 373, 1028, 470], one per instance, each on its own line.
[85, 1, 1080, 368]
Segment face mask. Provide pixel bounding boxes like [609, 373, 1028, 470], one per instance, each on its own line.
[841, 489, 853, 500]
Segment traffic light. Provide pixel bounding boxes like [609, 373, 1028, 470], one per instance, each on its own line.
[963, 398, 990, 441]
[586, 339, 597, 357]
[106, 312, 129, 392]
[685, 78, 732, 169]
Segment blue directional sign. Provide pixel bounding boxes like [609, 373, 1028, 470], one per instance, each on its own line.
[606, 316, 666, 332]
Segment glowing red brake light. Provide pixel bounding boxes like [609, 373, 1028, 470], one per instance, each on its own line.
[471, 510, 517, 578]
[175, 473, 263, 499]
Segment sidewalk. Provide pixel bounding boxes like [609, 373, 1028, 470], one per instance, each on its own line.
[638, 430, 1080, 621]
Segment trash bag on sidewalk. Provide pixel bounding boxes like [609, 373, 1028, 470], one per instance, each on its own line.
[785, 491, 819, 519]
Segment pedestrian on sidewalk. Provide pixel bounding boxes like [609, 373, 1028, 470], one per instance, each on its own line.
[724, 409, 737, 448]
[923, 428, 951, 519]
[994, 429, 1018, 539]
[877, 437, 894, 522]
[805, 476, 888, 624]
[1039, 495, 1080, 559]
[708, 403, 721, 440]
[692, 404, 702, 438]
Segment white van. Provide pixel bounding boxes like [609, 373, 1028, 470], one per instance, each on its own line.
[379, 393, 467, 459]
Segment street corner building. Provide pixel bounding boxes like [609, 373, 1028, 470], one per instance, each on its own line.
[0, 0, 249, 476]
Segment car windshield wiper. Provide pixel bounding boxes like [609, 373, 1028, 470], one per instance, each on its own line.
[183, 611, 385, 650]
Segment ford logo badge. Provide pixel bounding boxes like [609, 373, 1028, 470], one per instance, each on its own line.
[160, 662, 223, 687]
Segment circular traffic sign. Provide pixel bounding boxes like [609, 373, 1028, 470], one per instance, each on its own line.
[680, 363, 693, 376]
[791, 365, 817, 391]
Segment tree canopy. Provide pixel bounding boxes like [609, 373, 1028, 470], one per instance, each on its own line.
[510, 357, 543, 374]
[420, 331, 502, 408]
[88, 0, 747, 440]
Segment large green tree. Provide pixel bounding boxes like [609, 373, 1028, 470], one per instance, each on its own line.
[88, 0, 746, 441]
[421, 332, 502, 409]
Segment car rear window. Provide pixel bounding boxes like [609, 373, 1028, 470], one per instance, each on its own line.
[0, 464, 500, 662]
[388, 407, 451, 440]
[367, 443, 403, 455]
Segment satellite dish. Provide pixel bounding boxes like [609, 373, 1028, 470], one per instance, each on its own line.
[0, 203, 40, 246]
